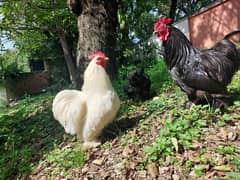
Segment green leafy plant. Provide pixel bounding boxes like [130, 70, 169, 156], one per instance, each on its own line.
[146, 59, 172, 94]
[0, 93, 65, 179]
[144, 105, 214, 162]
[217, 146, 238, 155]
[46, 144, 85, 171]
[0, 50, 29, 79]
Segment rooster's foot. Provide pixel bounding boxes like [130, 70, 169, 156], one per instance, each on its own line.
[82, 141, 101, 151]
[213, 99, 228, 112]
[184, 101, 195, 109]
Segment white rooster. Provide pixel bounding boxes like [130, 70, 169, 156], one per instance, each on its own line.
[52, 51, 120, 150]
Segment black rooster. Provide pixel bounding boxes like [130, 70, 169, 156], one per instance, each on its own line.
[124, 67, 151, 100]
[153, 17, 240, 109]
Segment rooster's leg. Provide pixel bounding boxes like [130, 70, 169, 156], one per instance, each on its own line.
[82, 119, 102, 150]
[185, 100, 196, 109]
[82, 141, 101, 151]
[212, 98, 228, 112]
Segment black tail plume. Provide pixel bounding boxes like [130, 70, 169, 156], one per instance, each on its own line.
[224, 30, 240, 39]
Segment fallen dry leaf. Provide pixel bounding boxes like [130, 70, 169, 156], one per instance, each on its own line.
[138, 170, 147, 178]
[111, 138, 119, 146]
[205, 170, 217, 179]
[191, 140, 204, 149]
[172, 173, 180, 180]
[217, 128, 228, 140]
[81, 167, 88, 174]
[92, 157, 105, 166]
[147, 163, 159, 178]
[122, 145, 134, 157]
[171, 137, 179, 153]
[227, 131, 238, 141]
[184, 151, 201, 163]
[212, 165, 233, 172]
[215, 154, 227, 166]
[128, 161, 138, 170]
[38, 176, 47, 180]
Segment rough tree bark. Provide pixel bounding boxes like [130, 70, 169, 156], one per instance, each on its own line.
[67, 0, 118, 88]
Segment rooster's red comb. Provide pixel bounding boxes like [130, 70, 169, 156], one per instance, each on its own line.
[154, 17, 172, 32]
[88, 51, 106, 60]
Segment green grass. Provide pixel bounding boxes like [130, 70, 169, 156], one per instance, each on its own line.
[0, 60, 239, 178]
[146, 59, 172, 94]
[0, 93, 85, 179]
[143, 98, 240, 177]
[45, 143, 85, 176]
[144, 105, 214, 161]
[142, 70, 240, 177]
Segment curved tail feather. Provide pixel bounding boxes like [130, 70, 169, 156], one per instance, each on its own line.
[224, 30, 240, 40]
[52, 90, 87, 137]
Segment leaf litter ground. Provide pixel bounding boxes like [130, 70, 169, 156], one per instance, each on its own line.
[29, 83, 240, 179]
[1, 73, 240, 180]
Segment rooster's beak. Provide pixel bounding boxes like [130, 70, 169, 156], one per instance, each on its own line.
[105, 57, 109, 61]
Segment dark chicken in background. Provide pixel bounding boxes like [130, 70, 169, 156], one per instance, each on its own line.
[153, 17, 240, 109]
[124, 67, 151, 100]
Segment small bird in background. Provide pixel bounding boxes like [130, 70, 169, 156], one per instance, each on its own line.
[124, 67, 151, 100]
[52, 51, 120, 150]
[153, 17, 240, 109]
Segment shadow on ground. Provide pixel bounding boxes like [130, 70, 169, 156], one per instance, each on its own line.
[101, 101, 151, 143]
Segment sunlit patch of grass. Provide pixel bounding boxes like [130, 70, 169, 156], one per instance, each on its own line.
[228, 71, 240, 92]
[144, 105, 215, 162]
[45, 143, 85, 175]
[146, 59, 172, 94]
[0, 93, 65, 179]
[143, 70, 240, 178]
[1, 58, 240, 179]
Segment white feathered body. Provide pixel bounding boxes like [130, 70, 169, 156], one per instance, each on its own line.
[52, 57, 120, 148]
[52, 90, 86, 137]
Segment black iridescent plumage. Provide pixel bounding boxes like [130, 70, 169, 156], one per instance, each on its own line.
[161, 25, 240, 108]
[124, 68, 151, 100]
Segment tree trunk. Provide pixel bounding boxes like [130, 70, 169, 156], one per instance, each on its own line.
[57, 26, 78, 85]
[169, 0, 178, 21]
[68, 0, 118, 89]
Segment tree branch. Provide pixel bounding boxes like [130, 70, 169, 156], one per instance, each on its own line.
[169, 0, 178, 21]
[67, 0, 82, 15]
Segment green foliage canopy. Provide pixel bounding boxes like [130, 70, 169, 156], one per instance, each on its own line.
[0, 0, 77, 79]
[0, 0, 76, 52]
[0, 49, 29, 78]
